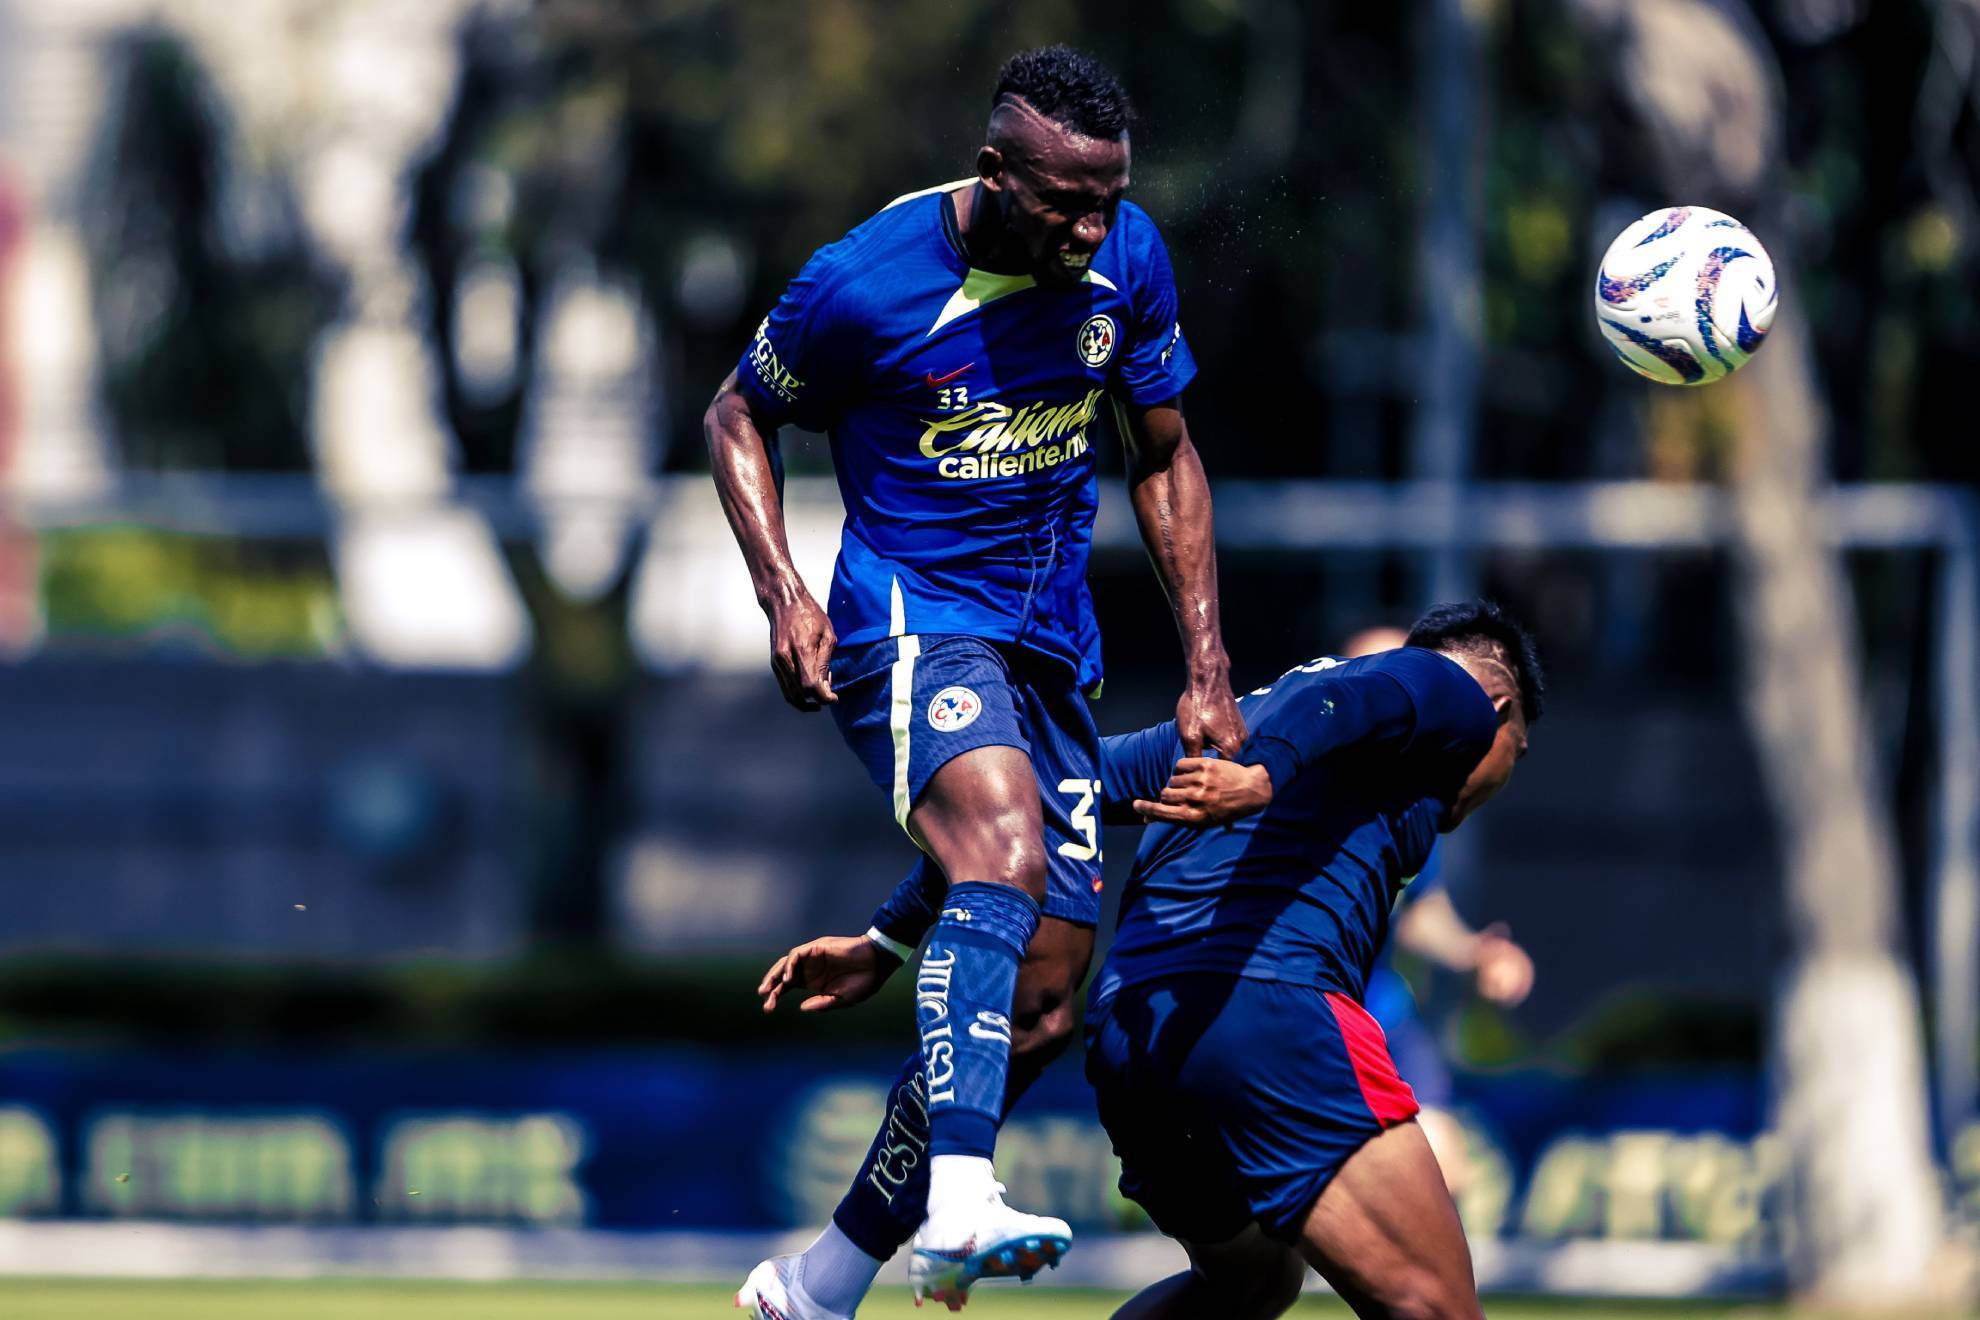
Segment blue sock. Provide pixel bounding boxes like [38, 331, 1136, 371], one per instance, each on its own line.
[918, 881, 1038, 1160]
[831, 1053, 930, 1259]
[832, 1040, 1054, 1259]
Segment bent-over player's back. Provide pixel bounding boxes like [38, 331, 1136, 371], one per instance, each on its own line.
[1095, 647, 1497, 1006]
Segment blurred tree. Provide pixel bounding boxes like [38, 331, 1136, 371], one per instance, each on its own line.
[1565, 0, 1961, 1306]
[81, 30, 342, 473]
[71, 29, 345, 658]
[408, 12, 641, 945]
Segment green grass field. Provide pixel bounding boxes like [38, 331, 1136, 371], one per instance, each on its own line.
[0, 1280, 1863, 1320]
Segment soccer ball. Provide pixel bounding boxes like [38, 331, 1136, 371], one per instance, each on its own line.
[1593, 205, 1777, 386]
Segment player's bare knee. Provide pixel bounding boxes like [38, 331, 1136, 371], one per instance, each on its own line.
[1382, 1275, 1482, 1320]
[986, 832, 1048, 901]
[1181, 1230, 1307, 1320]
[936, 810, 1047, 900]
[1187, 1259, 1303, 1320]
[1199, 1256, 1304, 1318]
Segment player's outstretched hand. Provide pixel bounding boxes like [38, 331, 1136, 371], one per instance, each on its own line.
[1134, 758, 1273, 827]
[757, 934, 901, 1014]
[1473, 923, 1535, 1007]
[768, 591, 838, 712]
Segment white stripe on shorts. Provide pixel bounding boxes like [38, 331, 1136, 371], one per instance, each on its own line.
[888, 635, 921, 830]
[888, 577, 919, 830]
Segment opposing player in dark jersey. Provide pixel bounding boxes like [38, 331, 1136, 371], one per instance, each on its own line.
[759, 602, 1543, 1319]
[1344, 626, 1536, 1203]
[708, 46, 1244, 1316]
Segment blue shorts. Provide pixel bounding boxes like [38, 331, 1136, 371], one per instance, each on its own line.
[1085, 973, 1419, 1242]
[829, 634, 1103, 926]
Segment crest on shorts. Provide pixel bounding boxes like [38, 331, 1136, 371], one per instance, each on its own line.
[928, 686, 982, 733]
[1076, 314, 1117, 368]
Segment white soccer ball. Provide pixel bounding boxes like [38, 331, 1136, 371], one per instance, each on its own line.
[1593, 205, 1778, 386]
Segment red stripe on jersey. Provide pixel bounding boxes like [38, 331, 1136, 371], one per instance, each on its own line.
[1325, 992, 1420, 1127]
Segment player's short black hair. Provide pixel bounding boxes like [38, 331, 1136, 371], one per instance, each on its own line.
[1406, 600, 1546, 723]
[992, 46, 1133, 139]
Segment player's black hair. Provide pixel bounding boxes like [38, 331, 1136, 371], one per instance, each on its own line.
[1406, 600, 1546, 723]
[992, 46, 1133, 139]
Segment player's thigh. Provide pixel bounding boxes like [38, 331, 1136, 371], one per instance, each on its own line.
[910, 744, 1047, 894]
[1010, 916, 1094, 1064]
[1295, 1120, 1482, 1320]
[828, 635, 1039, 868]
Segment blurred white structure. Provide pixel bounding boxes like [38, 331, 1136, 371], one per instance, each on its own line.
[631, 466, 842, 674]
[521, 267, 658, 602]
[0, 0, 117, 505]
[264, 0, 530, 669]
[0, 0, 561, 668]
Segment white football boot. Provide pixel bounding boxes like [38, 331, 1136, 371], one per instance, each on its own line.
[734, 1254, 854, 1320]
[907, 1183, 1071, 1310]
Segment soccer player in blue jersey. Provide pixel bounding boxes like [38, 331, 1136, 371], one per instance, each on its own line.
[758, 602, 1543, 1319]
[708, 46, 1245, 1316]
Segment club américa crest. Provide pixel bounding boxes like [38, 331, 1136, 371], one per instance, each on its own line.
[928, 686, 982, 732]
[1076, 315, 1117, 368]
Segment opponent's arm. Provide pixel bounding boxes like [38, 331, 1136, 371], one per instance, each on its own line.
[705, 371, 836, 712]
[1120, 401, 1245, 757]
[867, 855, 944, 955]
[758, 933, 900, 1013]
[758, 858, 939, 1014]
[1101, 724, 1272, 827]
[1097, 725, 1181, 824]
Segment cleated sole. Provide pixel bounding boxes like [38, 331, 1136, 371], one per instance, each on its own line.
[910, 1232, 1071, 1308]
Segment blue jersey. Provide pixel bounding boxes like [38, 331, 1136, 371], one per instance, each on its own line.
[736, 181, 1197, 688]
[1091, 648, 1496, 1005]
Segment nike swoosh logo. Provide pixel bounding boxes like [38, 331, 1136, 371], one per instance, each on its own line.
[924, 363, 973, 387]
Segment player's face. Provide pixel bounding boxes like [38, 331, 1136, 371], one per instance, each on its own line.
[982, 123, 1130, 286]
[1441, 699, 1528, 831]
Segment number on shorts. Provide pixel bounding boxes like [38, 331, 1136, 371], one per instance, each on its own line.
[1057, 778, 1100, 861]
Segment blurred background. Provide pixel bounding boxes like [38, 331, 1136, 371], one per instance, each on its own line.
[0, 0, 1976, 1315]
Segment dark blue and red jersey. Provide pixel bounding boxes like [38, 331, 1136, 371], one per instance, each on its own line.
[1091, 647, 1494, 1005]
[736, 180, 1196, 691]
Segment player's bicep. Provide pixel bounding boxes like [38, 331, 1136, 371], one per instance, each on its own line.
[1115, 396, 1187, 472]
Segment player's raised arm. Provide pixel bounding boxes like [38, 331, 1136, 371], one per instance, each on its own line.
[705, 373, 836, 712]
[1120, 399, 1245, 758]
